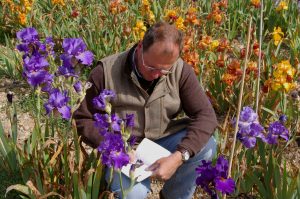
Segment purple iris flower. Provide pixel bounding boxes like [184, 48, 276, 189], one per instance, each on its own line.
[76, 51, 94, 65]
[57, 54, 79, 77]
[23, 54, 49, 72]
[97, 132, 129, 170]
[128, 135, 136, 146]
[94, 113, 110, 130]
[279, 114, 287, 123]
[237, 122, 264, 148]
[60, 54, 74, 67]
[233, 106, 265, 148]
[24, 70, 53, 87]
[93, 89, 135, 170]
[125, 113, 135, 128]
[215, 177, 236, 194]
[92, 89, 116, 111]
[73, 81, 82, 93]
[45, 36, 55, 57]
[196, 160, 217, 196]
[58, 64, 78, 77]
[111, 114, 122, 132]
[265, 121, 289, 144]
[110, 151, 130, 169]
[215, 156, 229, 178]
[62, 38, 94, 66]
[196, 156, 235, 197]
[41, 81, 54, 93]
[16, 28, 47, 56]
[240, 106, 257, 123]
[16, 27, 39, 43]
[44, 89, 71, 120]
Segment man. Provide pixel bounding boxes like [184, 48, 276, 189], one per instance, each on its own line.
[74, 21, 218, 199]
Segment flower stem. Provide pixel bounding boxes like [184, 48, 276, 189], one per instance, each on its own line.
[118, 170, 125, 199]
[108, 167, 113, 190]
[255, 0, 264, 113]
[224, 17, 253, 199]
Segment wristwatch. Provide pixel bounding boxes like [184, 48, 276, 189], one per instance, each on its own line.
[180, 150, 190, 162]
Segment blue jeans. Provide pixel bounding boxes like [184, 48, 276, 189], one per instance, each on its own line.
[105, 130, 217, 199]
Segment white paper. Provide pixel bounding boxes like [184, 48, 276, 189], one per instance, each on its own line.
[121, 138, 171, 182]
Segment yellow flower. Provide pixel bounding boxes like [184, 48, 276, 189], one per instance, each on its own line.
[276, 1, 288, 11]
[133, 20, 147, 40]
[282, 82, 296, 92]
[23, 0, 32, 11]
[142, 0, 150, 8]
[271, 60, 296, 92]
[271, 81, 281, 91]
[148, 11, 155, 23]
[272, 27, 284, 46]
[175, 17, 185, 31]
[165, 9, 178, 21]
[52, 0, 65, 6]
[276, 60, 296, 77]
[210, 40, 219, 50]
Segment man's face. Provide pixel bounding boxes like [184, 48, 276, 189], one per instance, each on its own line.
[138, 41, 180, 81]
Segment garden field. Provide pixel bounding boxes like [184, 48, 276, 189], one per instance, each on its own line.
[0, 0, 300, 198]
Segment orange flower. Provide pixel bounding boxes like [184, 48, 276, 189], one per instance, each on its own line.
[252, 41, 264, 57]
[246, 61, 258, 75]
[216, 54, 225, 68]
[219, 0, 228, 8]
[18, 12, 26, 25]
[198, 36, 212, 50]
[222, 73, 237, 86]
[182, 51, 199, 72]
[213, 13, 222, 24]
[217, 38, 230, 52]
[185, 7, 200, 25]
[251, 0, 260, 8]
[109, 0, 127, 14]
[228, 59, 242, 76]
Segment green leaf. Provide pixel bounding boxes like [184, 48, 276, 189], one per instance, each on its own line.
[274, 163, 282, 198]
[247, 172, 267, 198]
[86, 172, 94, 199]
[0, 122, 18, 172]
[73, 172, 80, 199]
[5, 184, 34, 198]
[261, 107, 276, 117]
[92, 161, 103, 199]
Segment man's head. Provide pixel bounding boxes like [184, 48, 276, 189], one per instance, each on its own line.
[136, 22, 183, 81]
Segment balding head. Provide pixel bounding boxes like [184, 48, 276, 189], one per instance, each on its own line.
[142, 21, 183, 53]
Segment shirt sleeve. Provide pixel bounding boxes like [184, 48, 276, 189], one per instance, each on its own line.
[176, 63, 218, 156]
[73, 62, 104, 148]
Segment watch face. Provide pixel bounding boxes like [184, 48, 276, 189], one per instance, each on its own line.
[182, 151, 190, 161]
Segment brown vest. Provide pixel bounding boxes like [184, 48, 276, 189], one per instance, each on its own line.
[101, 50, 190, 140]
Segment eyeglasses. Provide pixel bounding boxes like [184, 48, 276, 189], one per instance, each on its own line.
[141, 46, 172, 75]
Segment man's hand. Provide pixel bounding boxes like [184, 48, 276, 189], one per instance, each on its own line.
[128, 150, 136, 163]
[147, 151, 183, 181]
